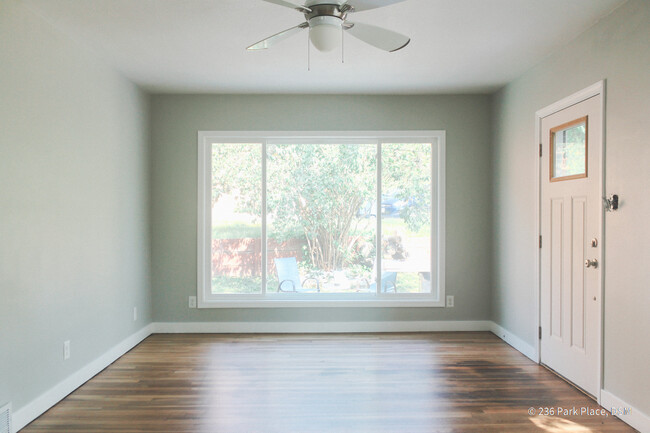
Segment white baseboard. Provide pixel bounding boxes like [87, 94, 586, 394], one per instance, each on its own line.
[601, 389, 650, 433]
[489, 322, 538, 362]
[12, 324, 154, 433]
[153, 320, 493, 334]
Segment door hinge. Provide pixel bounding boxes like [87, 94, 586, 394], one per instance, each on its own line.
[539, 143, 542, 157]
[539, 326, 542, 340]
[539, 235, 542, 248]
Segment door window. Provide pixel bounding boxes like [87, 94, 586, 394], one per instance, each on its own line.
[550, 116, 587, 181]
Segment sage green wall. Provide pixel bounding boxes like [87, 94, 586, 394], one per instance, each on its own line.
[0, 0, 151, 412]
[491, 0, 649, 414]
[150, 94, 492, 323]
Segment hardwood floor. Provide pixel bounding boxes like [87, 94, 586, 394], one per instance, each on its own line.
[23, 333, 635, 432]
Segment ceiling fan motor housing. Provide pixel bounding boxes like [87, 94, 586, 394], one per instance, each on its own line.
[304, 0, 347, 7]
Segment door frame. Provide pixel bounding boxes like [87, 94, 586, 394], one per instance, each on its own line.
[533, 80, 606, 403]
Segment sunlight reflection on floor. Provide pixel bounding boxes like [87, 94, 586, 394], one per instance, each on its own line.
[530, 416, 594, 432]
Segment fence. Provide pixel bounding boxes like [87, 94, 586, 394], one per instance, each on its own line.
[212, 238, 307, 277]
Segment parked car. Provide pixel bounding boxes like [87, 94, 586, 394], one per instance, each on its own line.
[357, 194, 411, 219]
[380, 194, 408, 218]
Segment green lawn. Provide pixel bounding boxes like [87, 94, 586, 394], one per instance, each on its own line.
[212, 276, 262, 294]
[212, 223, 260, 240]
[212, 223, 303, 240]
[381, 217, 430, 237]
[395, 272, 420, 293]
[212, 218, 428, 240]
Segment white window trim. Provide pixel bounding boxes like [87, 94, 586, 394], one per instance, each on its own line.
[197, 131, 446, 308]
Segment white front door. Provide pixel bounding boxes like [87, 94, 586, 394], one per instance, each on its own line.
[540, 94, 602, 397]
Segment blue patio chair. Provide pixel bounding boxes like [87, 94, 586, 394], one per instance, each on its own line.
[274, 257, 320, 293]
[368, 271, 397, 293]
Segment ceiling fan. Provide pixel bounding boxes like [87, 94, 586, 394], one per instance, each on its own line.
[247, 0, 410, 53]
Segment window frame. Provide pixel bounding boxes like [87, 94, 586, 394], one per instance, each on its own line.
[197, 131, 446, 308]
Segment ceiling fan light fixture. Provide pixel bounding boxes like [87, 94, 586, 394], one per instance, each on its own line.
[308, 16, 342, 52]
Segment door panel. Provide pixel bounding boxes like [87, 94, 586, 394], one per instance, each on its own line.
[550, 198, 563, 339]
[540, 94, 602, 397]
[571, 196, 586, 350]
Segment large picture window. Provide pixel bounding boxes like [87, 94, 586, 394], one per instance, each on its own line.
[198, 132, 445, 307]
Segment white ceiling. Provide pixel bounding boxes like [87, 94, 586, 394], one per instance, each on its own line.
[24, 0, 625, 94]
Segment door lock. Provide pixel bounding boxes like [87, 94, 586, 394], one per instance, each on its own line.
[585, 259, 599, 269]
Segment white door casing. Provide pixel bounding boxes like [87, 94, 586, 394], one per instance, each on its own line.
[539, 92, 603, 398]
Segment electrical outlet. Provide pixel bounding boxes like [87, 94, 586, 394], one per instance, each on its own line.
[446, 295, 454, 308]
[188, 296, 197, 309]
[63, 340, 71, 360]
[133, 307, 138, 321]
[0, 401, 11, 433]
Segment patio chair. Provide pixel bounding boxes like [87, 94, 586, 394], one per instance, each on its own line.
[365, 259, 398, 293]
[368, 271, 397, 293]
[274, 257, 320, 293]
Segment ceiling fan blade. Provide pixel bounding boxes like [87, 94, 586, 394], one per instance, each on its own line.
[345, 22, 410, 52]
[261, 0, 311, 13]
[247, 23, 308, 50]
[343, 0, 407, 12]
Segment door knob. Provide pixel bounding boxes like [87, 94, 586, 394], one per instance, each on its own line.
[585, 259, 598, 268]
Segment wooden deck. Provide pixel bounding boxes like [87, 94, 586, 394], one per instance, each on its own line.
[22, 332, 635, 432]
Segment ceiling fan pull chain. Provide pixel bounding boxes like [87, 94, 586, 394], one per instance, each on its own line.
[307, 31, 311, 71]
[341, 26, 344, 63]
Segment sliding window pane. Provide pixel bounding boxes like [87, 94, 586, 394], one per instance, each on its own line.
[211, 143, 262, 294]
[266, 143, 377, 294]
[381, 143, 432, 293]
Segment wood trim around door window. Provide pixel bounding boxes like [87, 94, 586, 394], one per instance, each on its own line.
[550, 116, 588, 182]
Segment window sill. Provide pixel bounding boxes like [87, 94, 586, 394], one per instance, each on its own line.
[198, 299, 446, 308]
